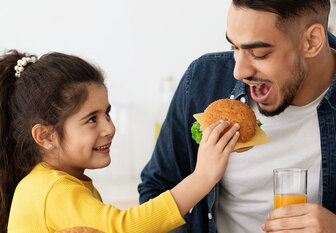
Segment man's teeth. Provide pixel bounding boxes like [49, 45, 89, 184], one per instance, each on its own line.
[255, 85, 261, 97]
[94, 145, 109, 150]
[250, 84, 262, 97]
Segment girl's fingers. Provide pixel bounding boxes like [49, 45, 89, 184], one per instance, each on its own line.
[217, 123, 240, 150]
[206, 121, 231, 144]
[201, 120, 224, 142]
[222, 131, 240, 153]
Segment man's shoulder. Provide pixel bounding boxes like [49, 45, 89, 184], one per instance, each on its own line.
[194, 51, 235, 64]
[328, 32, 336, 49]
[185, 51, 235, 79]
[181, 51, 238, 104]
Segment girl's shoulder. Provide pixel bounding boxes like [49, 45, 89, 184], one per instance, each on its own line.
[9, 163, 101, 232]
[15, 162, 88, 198]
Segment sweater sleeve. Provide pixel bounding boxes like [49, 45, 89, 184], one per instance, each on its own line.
[45, 177, 185, 233]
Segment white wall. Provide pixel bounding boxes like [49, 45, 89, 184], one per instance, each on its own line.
[1, 1, 335, 184]
[330, 0, 336, 33]
[0, 0, 231, 181]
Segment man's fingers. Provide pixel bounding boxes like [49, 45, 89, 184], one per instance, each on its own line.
[268, 203, 308, 220]
[262, 204, 323, 232]
[262, 215, 307, 232]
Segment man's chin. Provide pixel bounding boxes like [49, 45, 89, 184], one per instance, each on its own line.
[257, 101, 290, 117]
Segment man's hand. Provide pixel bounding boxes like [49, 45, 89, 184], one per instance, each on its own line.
[261, 203, 336, 232]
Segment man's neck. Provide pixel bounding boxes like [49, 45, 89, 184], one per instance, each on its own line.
[292, 47, 336, 106]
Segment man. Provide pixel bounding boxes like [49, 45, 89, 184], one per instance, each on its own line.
[138, 0, 336, 232]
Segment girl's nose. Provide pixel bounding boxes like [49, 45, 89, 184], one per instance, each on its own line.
[102, 119, 116, 138]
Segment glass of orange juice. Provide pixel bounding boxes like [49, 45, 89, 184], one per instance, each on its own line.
[273, 168, 307, 209]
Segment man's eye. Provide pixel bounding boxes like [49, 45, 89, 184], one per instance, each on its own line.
[252, 54, 268, 60]
[231, 45, 238, 51]
[250, 50, 270, 60]
[88, 116, 96, 123]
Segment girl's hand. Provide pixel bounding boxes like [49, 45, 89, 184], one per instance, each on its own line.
[194, 120, 240, 184]
[170, 120, 240, 216]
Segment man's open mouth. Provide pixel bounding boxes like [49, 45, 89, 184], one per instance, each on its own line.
[251, 83, 272, 98]
[244, 80, 273, 103]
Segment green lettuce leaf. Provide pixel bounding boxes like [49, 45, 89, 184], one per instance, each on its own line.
[191, 121, 202, 144]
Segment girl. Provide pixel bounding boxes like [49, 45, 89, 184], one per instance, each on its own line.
[0, 50, 240, 233]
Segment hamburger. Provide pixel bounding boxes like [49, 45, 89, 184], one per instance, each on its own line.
[191, 98, 269, 152]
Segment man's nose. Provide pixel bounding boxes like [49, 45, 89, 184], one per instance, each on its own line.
[233, 52, 256, 81]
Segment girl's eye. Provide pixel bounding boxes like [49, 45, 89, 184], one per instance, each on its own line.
[88, 116, 96, 123]
[105, 111, 111, 120]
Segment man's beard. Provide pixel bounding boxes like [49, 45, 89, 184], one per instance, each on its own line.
[257, 59, 306, 117]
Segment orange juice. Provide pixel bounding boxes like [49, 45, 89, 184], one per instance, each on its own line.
[274, 194, 307, 208]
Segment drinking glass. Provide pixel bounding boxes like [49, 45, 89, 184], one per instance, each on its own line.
[273, 168, 307, 209]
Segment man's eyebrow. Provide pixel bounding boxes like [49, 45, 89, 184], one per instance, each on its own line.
[226, 33, 274, 49]
[226, 33, 234, 45]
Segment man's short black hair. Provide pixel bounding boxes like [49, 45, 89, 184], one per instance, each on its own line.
[232, 0, 331, 30]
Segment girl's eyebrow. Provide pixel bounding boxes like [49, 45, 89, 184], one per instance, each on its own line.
[80, 104, 111, 121]
[80, 110, 98, 121]
[226, 33, 274, 49]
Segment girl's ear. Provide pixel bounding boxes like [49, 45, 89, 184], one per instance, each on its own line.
[31, 124, 56, 150]
[300, 23, 326, 58]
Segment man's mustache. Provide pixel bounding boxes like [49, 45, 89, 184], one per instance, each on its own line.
[245, 76, 270, 83]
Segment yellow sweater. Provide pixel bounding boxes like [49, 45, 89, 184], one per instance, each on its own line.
[8, 163, 185, 233]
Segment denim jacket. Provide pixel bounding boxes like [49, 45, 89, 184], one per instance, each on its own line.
[138, 32, 336, 233]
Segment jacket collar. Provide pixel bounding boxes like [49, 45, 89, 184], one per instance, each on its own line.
[320, 32, 336, 110]
[229, 80, 248, 103]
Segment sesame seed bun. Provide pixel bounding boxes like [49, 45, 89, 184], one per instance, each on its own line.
[202, 99, 257, 143]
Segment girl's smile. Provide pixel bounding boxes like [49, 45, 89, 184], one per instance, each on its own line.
[93, 142, 112, 154]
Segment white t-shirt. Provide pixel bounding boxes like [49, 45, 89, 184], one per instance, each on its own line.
[215, 93, 324, 233]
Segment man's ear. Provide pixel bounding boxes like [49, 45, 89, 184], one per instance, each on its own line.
[301, 23, 326, 58]
[31, 124, 56, 150]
